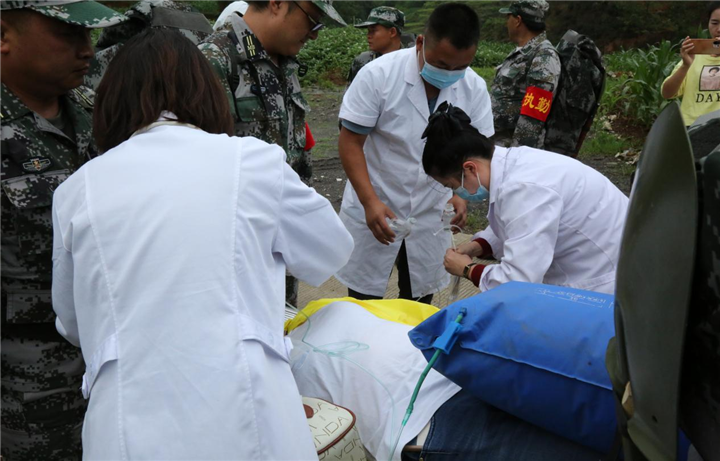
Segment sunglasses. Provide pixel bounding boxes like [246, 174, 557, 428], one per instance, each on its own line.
[293, 1, 325, 33]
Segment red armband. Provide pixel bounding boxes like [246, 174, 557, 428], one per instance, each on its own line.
[520, 86, 553, 122]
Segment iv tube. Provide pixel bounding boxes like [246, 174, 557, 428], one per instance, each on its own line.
[387, 310, 467, 460]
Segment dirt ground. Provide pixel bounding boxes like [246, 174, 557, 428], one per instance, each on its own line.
[305, 88, 636, 234]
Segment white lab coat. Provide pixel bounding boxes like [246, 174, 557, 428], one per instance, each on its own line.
[51, 124, 354, 460]
[475, 146, 628, 294]
[337, 47, 495, 297]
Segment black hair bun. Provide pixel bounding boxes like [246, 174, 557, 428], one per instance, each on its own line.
[422, 102, 472, 140]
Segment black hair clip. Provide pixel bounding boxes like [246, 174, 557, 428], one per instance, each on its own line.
[422, 102, 465, 139]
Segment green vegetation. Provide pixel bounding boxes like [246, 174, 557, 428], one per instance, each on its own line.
[297, 27, 367, 87]
[579, 130, 641, 158]
[602, 40, 679, 127]
[471, 67, 496, 87]
[472, 41, 515, 68]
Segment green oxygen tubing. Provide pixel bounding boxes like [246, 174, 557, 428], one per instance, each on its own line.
[388, 308, 467, 461]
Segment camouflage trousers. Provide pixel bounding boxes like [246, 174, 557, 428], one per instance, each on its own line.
[2, 323, 86, 461]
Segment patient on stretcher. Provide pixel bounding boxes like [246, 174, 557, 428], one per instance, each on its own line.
[286, 299, 603, 461]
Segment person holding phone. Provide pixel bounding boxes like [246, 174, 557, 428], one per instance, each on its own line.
[661, 2, 720, 125]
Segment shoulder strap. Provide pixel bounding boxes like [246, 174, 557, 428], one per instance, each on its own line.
[521, 42, 545, 83]
[226, 21, 272, 127]
[70, 86, 95, 111]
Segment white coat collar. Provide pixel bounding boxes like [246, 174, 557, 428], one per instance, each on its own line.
[487, 146, 512, 206]
[403, 48, 459, 120]
[130, 111, 201, 138]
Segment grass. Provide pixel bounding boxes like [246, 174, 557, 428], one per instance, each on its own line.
[311, 136, 336, 159]
[472, 67, 496, 87]
[579, 131, 639, 159]
[465, 207, 489, 235]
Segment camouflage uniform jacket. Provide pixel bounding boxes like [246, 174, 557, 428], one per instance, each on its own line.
[85, 0, 213, 90]
[490, 32, 561, 149]
[347, 50, 380, 86]
[1, 83, 95, 389]
[347, 37, 415, 86]
[198, 16, 312, 183]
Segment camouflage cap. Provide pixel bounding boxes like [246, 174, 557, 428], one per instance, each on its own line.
[311, 0, 347, 27]
[498, 0, 549, 24]
[0, 0, 127, 28]
[354, 6, 404, 32]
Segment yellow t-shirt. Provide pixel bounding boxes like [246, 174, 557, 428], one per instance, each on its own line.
[663, 54, 720, 125]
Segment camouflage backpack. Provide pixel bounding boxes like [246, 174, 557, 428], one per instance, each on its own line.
[543, 30, 606, 157]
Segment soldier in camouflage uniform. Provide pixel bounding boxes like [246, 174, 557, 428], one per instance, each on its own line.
[347, 7, 408, 85]
[199, 0, 346, 307]
[84, 0, 214, 90]
[491, 0, 561, 149]
[1, 3, 126, 459]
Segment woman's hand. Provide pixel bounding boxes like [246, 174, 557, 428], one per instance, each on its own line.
[444, 249, 472, 277]
[680, 36, 695, 68]
[448, 195, 467, 233]
[455, 240, 482, 257]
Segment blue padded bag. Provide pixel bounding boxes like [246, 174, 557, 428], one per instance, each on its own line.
[408, 282, 616, 453]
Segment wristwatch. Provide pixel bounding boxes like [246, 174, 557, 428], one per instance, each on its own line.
[462, 262, 478, 280]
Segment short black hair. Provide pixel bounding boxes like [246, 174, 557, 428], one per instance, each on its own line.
[0, 9, 33, 31]
[522, 16, 547, 33]
[424, 3, 480, 50]
[247, 1, 295, 12]
[709, 67, 720, 73]
[707, 2, 720, 22]
[247, 1, 269, 10]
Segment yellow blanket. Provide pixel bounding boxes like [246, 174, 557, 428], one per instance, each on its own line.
[285, 297, 440, 334]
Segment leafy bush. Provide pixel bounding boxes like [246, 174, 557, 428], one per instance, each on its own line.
[603, 40, 680, 127]
[473, 41, 515, 68]
[298, 27, 367, 86]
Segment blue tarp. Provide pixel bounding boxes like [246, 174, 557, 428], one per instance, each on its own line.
[409, 282, 617, 453]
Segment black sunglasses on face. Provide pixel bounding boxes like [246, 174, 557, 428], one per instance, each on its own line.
[293, 1, 325, 33]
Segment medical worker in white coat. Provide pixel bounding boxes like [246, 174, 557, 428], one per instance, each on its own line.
[337, 3, 494, 303]
[51, 30, 353, 460]
[423, 103, 628, 295]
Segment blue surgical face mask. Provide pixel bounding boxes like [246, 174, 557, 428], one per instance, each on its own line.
[454, 170, 489, 202]
[420, 43, 466, 89]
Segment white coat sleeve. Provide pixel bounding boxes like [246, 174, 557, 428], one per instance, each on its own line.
[479, 183, 562, 292]
[468, 74, 495, 138]
[474, 225, 501, 258]
[273, 163, 354, 287]
[51, 203, 81, 347]
[338, 65, 381, 128]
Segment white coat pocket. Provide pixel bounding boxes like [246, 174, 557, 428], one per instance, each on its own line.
[81, 333, 118, 399]
[237, 313, 292, 363]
